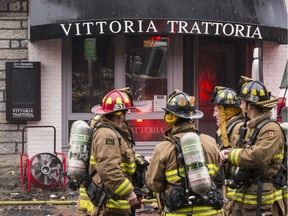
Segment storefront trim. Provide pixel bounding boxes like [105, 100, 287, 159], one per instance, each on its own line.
[29, 0, 287, 44]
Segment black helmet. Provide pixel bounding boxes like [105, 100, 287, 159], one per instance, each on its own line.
[238, 76, 278, 108]
[163, 90, 203, 119]
[211, 86, 240, 108]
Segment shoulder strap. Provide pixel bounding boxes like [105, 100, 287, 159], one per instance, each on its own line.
[227, 119, 244, 138]
[88, 125, 121, 176]
[247, 119, 274, 147]
[95, 124, 122, 141]
[164, 135, 186, 181]
[217, 119, 244, 149]
[165, 135, 183, 163]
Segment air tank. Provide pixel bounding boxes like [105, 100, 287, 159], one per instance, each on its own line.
[180, 132, 211, 195]
[67, 120, 92, 178]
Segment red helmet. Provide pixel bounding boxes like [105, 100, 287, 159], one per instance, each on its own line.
[91, 89, 134, 115]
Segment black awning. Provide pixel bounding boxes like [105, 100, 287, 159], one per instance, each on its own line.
[30, 0, 288, 43]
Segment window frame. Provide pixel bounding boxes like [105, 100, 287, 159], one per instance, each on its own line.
[62, 35, 184, 151]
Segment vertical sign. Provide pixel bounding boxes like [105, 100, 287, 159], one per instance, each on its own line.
[84, 38, 97, 60]
[6, 62, 41, 121]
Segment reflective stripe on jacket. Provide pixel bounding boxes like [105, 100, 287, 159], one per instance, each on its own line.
[233, 188, 283, 205]
[78, 186, 95, 213]
[228, 113, 286, 211]
[90, 117, 136, 213]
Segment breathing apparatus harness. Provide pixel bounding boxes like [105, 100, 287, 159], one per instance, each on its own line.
[73, 120, 146, 212]
[228, 118, 287, 216]
[217, 118, 245, 150]
[216, 118, 245, 189]
[164, 130, 224, 213]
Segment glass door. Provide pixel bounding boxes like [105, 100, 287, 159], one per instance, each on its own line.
[197, 37, 254, 137]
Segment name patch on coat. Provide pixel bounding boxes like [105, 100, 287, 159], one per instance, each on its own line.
[106, 138, 115, 145]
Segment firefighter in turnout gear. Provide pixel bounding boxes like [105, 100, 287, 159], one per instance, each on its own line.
[77, 88, 138, 216]
[146, 90, 224, 216]
[220, 76, 286, 216]
[211, 86, 244, 150]
[211, 86, 245, 216]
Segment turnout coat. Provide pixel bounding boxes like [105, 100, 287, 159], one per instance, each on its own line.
[146, 121, 223, 216]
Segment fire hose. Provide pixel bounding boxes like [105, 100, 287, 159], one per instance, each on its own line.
[0, 198, 157, 205]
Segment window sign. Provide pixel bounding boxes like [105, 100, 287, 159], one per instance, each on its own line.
[84, 38, 97, 60]
[6, 62, 41, 121]
[127, 119, 169, 141]
[154, 95, 167, 111]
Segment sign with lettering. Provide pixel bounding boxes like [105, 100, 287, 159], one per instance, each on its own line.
[59, 20, 263, 40]
[29, 0, 287, 43]
[127, 119, 169, 141]
[6, 62, 41, 121]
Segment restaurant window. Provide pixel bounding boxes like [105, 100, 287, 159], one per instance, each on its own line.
[72, 37, 115, 113]
[125, 36, 168, 112]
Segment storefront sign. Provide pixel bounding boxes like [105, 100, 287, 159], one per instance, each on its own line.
[60, 20, 262, 40]
[6, 62, 41, 121]
[30, 0, 287, 43]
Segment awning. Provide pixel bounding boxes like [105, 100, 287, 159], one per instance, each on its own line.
[30, 0, 288, 43]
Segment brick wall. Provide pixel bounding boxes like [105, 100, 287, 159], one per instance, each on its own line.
[263, 42, 288, 96]
[0, 0, 28, 155]
[263, 0, 288, 102]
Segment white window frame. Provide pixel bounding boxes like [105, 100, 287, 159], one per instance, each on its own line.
[62, 35, 183, 151]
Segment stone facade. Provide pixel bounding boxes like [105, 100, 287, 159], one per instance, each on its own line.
[0, 0, 28, 155]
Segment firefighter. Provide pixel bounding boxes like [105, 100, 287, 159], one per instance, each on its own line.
[220, 76, 286, 216]
[211, 86, 245, 216]
[146, 90, 224, 216]
[211, 86, 244, 150]
[77, 89, 138, 216]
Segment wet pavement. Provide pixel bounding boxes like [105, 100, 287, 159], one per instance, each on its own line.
[0, 155, 159, 216]
[0, 188, 159, 216]
[0, 203, 159, 216]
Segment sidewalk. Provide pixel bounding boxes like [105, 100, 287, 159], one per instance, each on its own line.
[0, 187, 159, 216]
[0, 154, 159, 215]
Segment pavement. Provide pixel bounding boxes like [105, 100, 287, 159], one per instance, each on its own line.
[0, 154, 159, 216]
[0, 189, 159, 216]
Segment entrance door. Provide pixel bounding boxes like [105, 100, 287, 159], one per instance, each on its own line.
[198, 37, 254, 136]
